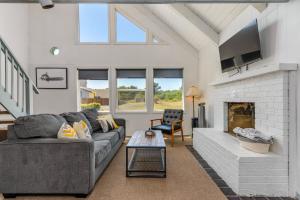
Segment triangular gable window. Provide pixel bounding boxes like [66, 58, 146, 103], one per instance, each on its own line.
[116, 11, 146, 43]
[79, 4, 164, 44]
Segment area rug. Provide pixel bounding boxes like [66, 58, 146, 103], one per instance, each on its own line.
[10, 140, 227, 200]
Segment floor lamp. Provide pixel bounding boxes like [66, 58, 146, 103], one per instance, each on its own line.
[186, 86, 201, 136]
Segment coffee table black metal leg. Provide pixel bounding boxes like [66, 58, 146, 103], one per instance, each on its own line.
[126, 147, 128, 177]
[164, 147, 167, 178]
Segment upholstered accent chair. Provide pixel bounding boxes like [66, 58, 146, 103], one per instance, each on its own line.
[151, 109, 184, 147]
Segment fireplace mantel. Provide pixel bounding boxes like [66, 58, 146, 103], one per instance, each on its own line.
[210, 63, 298, 86]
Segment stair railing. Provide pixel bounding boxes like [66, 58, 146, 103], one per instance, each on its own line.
[0, 37, 39, 117]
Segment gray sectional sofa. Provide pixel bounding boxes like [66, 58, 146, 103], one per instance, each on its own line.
[0, 109, 125, 198]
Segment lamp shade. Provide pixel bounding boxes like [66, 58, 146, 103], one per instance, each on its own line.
[186, 86, 201, 97]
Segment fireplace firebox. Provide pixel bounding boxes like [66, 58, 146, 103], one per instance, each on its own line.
[224, 102, 255, 135]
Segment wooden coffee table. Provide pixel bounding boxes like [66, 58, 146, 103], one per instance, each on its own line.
[126, 130, 166, 178]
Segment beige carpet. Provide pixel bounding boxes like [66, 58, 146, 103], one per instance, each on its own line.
[5, 138, 227, 200]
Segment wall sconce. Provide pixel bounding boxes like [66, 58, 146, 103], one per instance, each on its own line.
[50, 47, 60, 56]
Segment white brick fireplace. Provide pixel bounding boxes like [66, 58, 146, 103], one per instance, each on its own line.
[193, 64, 298, 196]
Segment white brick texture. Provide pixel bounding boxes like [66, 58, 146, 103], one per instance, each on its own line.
[193, 71, 290, 196]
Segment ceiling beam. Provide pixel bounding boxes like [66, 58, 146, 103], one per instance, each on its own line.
[171, 4, 219, 44]
[121, 4, 199, 54]
[0, 0, 289, 3]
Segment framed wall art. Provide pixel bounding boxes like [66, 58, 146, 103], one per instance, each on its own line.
[36, 67, 68, 89]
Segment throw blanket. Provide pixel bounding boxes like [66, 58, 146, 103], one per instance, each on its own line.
[233, 127, 274, 144]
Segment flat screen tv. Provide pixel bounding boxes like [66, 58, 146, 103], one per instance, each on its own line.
[219, 19, 262, 73]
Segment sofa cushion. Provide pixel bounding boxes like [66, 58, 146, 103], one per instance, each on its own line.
[94, 140, 112, 168]
[151, 124, 174, 134]
[14, 114, 67, 139]
[60, 112, 93, 134]
[81, 108, 101, 132]
[92, 131, 120, 147]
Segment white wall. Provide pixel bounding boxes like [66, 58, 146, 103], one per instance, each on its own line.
[198, 45, 221, 127]
[197, 1, 300, 197]
[0, 3, 29, 72]
[28, 4, 199, 136]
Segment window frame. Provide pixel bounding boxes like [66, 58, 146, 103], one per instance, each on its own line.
[77, 67, 111, 113]
[77, 4, 166, 45]
[115, 68, 148, 113]
[76, 67, 184, 114]
[114, 8, 148, 44]
[78, 3, 111, 44]
[152, 69, 184, 113]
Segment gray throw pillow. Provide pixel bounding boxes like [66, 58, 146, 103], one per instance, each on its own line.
[14, 114, 67, 139]
[81, 108, 101, 132]
[60, 112, 93, 134]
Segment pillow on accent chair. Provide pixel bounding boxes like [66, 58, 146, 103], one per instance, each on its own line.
[81, 108, 101, 132]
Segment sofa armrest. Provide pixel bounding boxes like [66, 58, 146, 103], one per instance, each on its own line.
[114, 118, 126, 133]
[7, 125, 17, 140]
[0, 138, 95, 194]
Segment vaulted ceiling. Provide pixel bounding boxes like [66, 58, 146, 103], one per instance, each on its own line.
[186, 3, 249, 33]
[0, 0, 279, 52]
[146, 3, 266, 50]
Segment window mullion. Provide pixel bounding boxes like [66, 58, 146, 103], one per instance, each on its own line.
[110, 5, 116, 44]
[147, 67, 153, 113]
[110, 67, 116, 114]
[147, 32, 152, 44]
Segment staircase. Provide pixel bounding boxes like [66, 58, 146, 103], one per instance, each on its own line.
[0, 37, 39, 141]
[0, 105, 14, 141]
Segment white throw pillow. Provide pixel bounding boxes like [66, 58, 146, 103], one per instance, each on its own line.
[97, 114, 119, 133]
[73, 120, 92, 139]
[98, 119, 110, 133]
[57, 123, 78, 139]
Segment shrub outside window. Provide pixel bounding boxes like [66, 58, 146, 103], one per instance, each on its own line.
[78, 69, 109, 112]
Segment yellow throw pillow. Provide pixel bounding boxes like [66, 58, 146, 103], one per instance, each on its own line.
[105, 114, 119, 129]
[73, 120, 92, 139]
[57, 123, 78, 139]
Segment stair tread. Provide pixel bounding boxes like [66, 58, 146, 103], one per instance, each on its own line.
[0, 111, 9, 114]
[0, 125, 8, 129]
[0, 120, 15, 124]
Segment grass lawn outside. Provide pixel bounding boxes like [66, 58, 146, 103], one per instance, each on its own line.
[118, 102, 146, 111]
[154, 101, 183, 111]
[117, 101, 182, 111]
